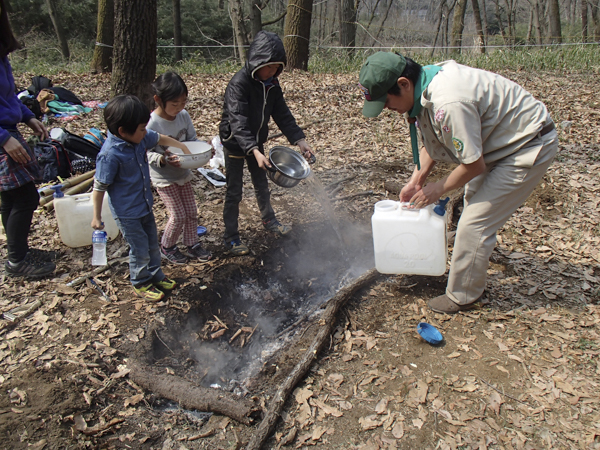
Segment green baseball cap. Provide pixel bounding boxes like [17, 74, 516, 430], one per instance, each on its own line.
[358, 52, 407, 117]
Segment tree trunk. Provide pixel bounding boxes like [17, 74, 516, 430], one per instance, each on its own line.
[361, 0, 382, 46]
[173, 0, 182, 61]
[284, 0, 313, 70]
[374, 0, 394, 42]
[91, 0, 114, 73]
[533, 0, 544, 44]
[229, 0, 249, 63]
[45, 0, 70, 61]
[582, 0, 588, 41]
[431, 0, 447, 57]
[481, 0, 489, 37]
[548, 0, 562, 43]
[339, 0, 358, 55]
[494, 0, 508, 44]
[450, 0, 468, 54]
[592, 0, 600, 41]
[471, 0, 486, 53]
[249, 0, 263, 39]
[111, 0, 157, 108]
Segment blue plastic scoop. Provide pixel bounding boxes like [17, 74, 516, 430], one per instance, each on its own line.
[417, 322, 443, 345]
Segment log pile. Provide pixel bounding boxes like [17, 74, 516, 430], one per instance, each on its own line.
[38, 169, 95, 211]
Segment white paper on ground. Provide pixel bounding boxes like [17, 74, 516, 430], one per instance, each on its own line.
[198, 168, 226, 187]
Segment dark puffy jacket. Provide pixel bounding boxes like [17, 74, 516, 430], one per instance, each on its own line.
[219, 31, 305, 157]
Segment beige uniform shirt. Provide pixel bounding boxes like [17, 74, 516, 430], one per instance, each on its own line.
[414, 61, 551, 168]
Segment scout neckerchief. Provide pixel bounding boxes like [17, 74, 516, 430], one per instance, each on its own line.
[407, 65, 443, 170]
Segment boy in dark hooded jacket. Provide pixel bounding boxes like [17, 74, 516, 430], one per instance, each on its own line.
[219, 31, 314, 256]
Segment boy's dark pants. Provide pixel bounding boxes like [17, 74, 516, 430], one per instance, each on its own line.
[223, 149, 275, 244]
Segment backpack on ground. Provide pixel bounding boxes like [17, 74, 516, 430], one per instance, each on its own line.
[31, 139, 73, 182]
[53, 128, 102, 160]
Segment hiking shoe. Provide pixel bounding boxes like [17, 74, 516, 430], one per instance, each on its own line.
[263, 219, 292, 236]
[28, 247, 60, 262]
[185, 243, 212, 262]
[154, 277, 177, 291]
[160, 245, 188, 264]
[133, 283, 165, 302]
[4, 253, 56, 279]
[427, 294, 481, 314]
[226, 239, 249, 256]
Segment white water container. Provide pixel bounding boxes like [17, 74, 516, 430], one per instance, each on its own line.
[54, 193, 120, 248]
[371, 200, 448, 276]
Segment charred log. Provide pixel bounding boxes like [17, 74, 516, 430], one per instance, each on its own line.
[128, 361, 262, 426]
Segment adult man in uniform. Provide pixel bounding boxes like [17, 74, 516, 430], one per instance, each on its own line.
[359, 52, 558, 314]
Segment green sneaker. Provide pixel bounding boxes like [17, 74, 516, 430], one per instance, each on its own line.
[154, 277, 177, 291]
[133, 283, 165, 302]
[263, 219, 292, 236]
[226, 239, 249, 256]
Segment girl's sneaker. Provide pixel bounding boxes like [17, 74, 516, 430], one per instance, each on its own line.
[160, 245, 188, 264]
[154, 277, 177, 290]
[133, 283, 165, 302]
[4, 253, 55, 279]
[185, 243, 212, 262]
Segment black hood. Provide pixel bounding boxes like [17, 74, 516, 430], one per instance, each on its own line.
[245, 31, 286, 78]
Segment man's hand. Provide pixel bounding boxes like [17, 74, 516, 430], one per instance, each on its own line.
[3, 136, 31, 164]
[399, 181, 421, 203]
[408, 181, 444, 209]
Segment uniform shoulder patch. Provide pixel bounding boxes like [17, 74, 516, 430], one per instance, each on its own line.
[452, 137, 464, 152]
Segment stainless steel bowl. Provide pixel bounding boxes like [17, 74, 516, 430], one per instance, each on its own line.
[267, 146, 311, 188]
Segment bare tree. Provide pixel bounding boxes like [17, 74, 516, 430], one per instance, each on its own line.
[582, 0, 588, 41]
[91, 0, 114, 73]
[173, 0, 182, 61]
[592, 0, 600, 41]
[339, 0, 359, 54]
[44, 0, 70, 60]
[450, 0, 468, 53]
[548, 0, 562, 43]
[111, 0, 157, 107]
[472, 0, 486, 52]
[284, 0, 313, 69]
[229, 0, 249, 62]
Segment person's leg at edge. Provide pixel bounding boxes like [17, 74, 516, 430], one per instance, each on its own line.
[446, 133, 558, 307]
[223, 150, 245, 244]
[1, 182, 40, 263]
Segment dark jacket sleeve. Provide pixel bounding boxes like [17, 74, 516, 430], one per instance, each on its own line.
[271, 90, 305, 145]
[224, 79, 259, 155]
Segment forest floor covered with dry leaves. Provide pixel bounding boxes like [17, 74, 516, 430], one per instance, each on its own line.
[0, 68, 599, 450]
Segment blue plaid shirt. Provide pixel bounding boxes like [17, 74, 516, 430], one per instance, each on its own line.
[94, 130, 160, 219]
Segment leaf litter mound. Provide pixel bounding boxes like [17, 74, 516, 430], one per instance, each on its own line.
[0, 69, 598, 449]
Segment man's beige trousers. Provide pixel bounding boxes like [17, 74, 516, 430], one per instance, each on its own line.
[447, 130, 559, 305]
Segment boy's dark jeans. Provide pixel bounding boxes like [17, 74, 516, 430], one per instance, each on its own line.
[223, 149, 275, 244]
[1, 181, 40, 263]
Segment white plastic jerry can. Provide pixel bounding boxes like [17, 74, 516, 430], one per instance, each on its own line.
[371, 198, 449, 276]
[54, 192, 120, 248]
